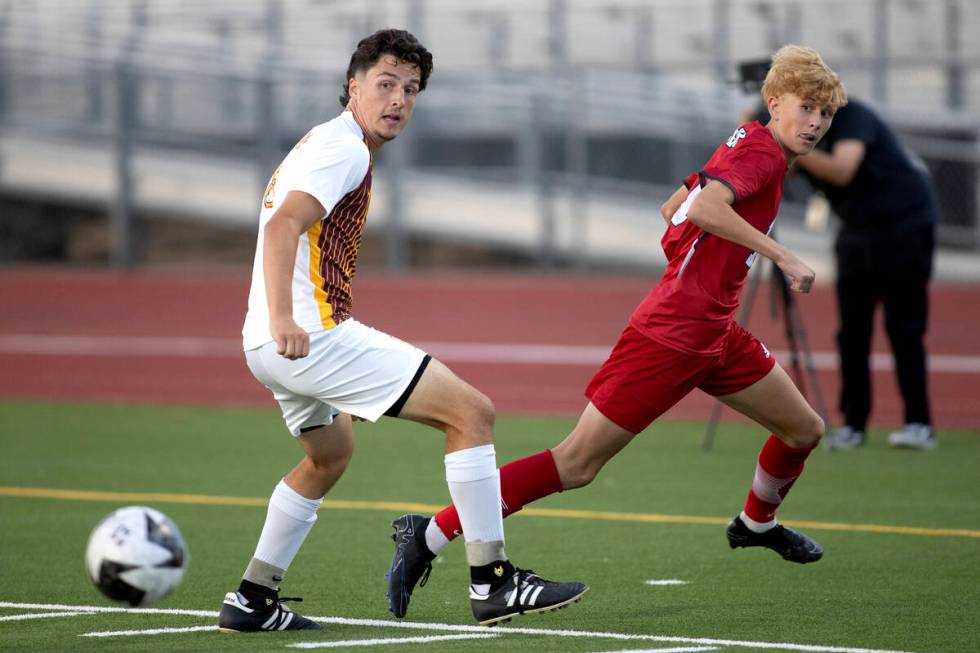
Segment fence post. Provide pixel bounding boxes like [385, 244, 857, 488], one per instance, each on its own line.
[566, 67, 588, 268]
[944, 0, 964, 110]
[383, 127, 409, 271]
[871, 0, 889, 104]
[110, 60, 136, 268]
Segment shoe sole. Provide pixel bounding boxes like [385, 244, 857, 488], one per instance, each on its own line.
[889, 441, 937, 450]
[218, 624, 322, 633]
[825, 442, 864, 451]
[386, 526, 412, 618]
[477, 587, 589, 627]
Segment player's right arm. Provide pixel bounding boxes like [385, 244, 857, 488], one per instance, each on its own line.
[686, 181, 815, 293]
[264, 191, 327, 360]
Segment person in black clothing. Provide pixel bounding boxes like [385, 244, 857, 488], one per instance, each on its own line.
[794, 98, 937, 450]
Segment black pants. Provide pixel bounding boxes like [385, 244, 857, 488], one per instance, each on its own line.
[834, 222, 934, 432]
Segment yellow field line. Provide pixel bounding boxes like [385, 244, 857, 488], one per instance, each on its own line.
[2, 486, 978, 539]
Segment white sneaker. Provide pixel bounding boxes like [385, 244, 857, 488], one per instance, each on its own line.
[887, 423, 937, 450]
[825, 426, 866, 450]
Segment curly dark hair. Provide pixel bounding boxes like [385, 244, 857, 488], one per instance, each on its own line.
[338, 29, 434, 108]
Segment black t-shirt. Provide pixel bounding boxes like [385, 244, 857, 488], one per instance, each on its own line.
[756, 99, 937, 232]
[812, 99, 936, 232]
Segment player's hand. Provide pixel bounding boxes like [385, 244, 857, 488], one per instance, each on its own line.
[776, 252, 816, 293]
[270, 316, 310, 360]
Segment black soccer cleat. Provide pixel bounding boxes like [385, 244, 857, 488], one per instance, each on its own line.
[726, 515, 823, 564]
[386, 514, 436, 618]
[470, 568, 588, 627]
[218, 591, 321, 632]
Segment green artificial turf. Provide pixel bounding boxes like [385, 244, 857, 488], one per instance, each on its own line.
[0, 401, 977, 652]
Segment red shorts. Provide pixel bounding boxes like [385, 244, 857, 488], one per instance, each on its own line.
[585, 321, 775, 434]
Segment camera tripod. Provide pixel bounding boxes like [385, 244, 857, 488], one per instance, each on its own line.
[701, 257, 829, 450]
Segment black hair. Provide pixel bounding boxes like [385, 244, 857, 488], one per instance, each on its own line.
[338, 29, 433, 108]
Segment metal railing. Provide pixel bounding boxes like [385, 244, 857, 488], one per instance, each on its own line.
[1, 0, 978, 267]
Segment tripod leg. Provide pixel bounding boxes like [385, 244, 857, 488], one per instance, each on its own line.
[701, 400, 725, 451]
[775, 265, 830, 426]
[786, 295, 830, 425]
[702, 260, 764, 451]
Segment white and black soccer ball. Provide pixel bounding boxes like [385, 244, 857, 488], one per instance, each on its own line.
[85, 506, 188, 606]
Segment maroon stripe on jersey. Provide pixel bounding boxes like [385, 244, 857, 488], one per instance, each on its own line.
[315, 164, 373, 323]
[323, 183, 365, 288]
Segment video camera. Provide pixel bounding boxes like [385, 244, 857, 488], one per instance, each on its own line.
[737, 59, 771, 94]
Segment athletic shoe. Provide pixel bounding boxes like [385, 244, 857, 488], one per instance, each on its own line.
[386, 514, 435, 618]
[218, 591, 321, 632]
[824, 426, 866, 450]
[887, 423, 937, 450]
[470, 568, 588, 626]
[725, 516, 823, 564]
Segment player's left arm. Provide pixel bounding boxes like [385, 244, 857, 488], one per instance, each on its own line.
[686, 181, 815, 292]
[795, 139, 865, 186]
[660, 185, 690, 224]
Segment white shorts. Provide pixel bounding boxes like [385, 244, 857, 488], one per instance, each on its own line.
[245, 319, 429, 436]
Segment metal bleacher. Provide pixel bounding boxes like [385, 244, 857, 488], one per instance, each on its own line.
[1, 0, 978, 271]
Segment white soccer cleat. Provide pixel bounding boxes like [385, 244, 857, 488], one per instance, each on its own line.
[887, 423, 937, 450]
[824, 426, 866, 451]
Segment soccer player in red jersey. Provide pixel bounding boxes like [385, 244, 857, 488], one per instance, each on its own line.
[386, 45, 848, 618]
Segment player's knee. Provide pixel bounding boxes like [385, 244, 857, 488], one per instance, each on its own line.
[789, 413, 825, 449]
[457, 391, 495, 444]
[307, 438, 354, 478]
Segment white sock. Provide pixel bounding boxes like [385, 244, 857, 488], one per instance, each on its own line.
[424, 517, 450, 556]
[444, 444, 506, 566]
[740, 510, 776, 533]
[245, 479, 323, 588]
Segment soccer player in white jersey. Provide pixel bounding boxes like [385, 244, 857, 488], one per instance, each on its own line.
[218, 29, 586, 632]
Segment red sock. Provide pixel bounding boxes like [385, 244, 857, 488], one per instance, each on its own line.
[743, 435, 815, 523]
[433, 449, 563, 540]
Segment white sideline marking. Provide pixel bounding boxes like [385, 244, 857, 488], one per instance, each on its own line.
[644, 579, 689, 586]
[1, 334, 978, 374]
[585, 648, 717, 653]
[289, 633, 498, 649]
[0, 602, 922, 653]
[0, 611, 90, 621]
[0, 601, 216, 617]
[82, 625, 215, 637]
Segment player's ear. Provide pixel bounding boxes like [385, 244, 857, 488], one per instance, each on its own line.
[766, 94, 781, 121]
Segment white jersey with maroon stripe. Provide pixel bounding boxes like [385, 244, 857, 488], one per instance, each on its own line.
[243, 112, 373, 351]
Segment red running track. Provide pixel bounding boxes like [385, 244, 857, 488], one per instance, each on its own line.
[0, 267, 978, 430]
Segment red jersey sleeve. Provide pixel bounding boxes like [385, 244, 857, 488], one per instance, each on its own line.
[700, 130, 783, 202]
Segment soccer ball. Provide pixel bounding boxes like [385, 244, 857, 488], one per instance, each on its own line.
[85, 506, 188, 606]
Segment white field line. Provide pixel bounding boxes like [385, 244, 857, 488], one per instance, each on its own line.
[0, 601, 216, 617]
[584, 648, 717, 653]
[0, 602, 923, 653]
[288, 633, 498, 649]
[0, 611, 91, 621]
[0, 334, 978, 374]
[82, 625, 215, 637]
[644, 580, 689, 586]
